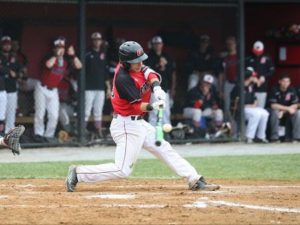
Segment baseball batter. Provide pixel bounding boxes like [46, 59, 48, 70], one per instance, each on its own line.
[66, 41, 220, 192]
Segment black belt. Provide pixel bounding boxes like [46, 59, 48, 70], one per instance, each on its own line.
[41, 83, 54, 90]
[113, 114, 143, 121]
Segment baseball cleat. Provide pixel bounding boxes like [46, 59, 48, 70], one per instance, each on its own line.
[189, 176, 220, 191]
[65, 165, 78, 192]
[4, 125, 25, 155]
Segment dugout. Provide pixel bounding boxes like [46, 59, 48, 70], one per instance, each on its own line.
[0, 0, 299, 146]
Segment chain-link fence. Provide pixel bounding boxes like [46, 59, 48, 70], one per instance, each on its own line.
[0, 0, 243, 147]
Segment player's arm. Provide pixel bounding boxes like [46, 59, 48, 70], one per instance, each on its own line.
[67, 46, 82, 69]
[45, 56, 57, 69]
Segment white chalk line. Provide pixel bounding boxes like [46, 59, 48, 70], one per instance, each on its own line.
[187, 198, 300, 214]
[0, 203, 167, 209]
[85, 193, 136, 199]
[1, 184, 300, 189]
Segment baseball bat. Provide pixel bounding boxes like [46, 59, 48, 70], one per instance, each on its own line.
[155, 106, 164, 146]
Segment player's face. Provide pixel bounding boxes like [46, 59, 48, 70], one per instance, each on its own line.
[279, 78, 291, 91]
[2, 43, 12, 52]
[153, 43, 163, 53]
[130, 62, 143, 72]
[226, 39, 236, 52]
[201, 82, 211, 95]
[92, 39, 102, 49]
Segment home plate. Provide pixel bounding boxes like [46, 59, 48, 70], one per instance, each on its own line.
[85, 193, 136, 199]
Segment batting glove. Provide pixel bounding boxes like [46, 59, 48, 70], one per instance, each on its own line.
[152, 99, 165, 110]
[153, 86, 166, 101]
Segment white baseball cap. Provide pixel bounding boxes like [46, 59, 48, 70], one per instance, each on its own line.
[91, 32, 102, 40]
[253, 41, 264, 51]
[203, 74, 214, 84]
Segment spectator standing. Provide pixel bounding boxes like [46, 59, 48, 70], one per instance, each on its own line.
[0, 36, 20, 134]
[34, 37, 82, 142]
[232, 67, 269, 143]
[85, 32, 111, 138]
[146, 36, 176, 126]
[246, 41, 275, 108]
[269, 75, 300, 142]
[220, 36, 238, 119]
[183, 74, 223, 128]
[186, 35, 214, 90]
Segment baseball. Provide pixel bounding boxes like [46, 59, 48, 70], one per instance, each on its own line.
[163, 124, 173, 133]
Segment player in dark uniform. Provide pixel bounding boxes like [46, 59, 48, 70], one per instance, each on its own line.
[66, 41, 220, 192]
[246, 41, 275, 108]
[146, 36, 176, 126]
[85, 32, 111, 137]
[0, 36, 21, 134]
[269, 75, 300, 142]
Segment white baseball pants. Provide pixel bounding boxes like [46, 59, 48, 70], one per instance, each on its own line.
[34, 82, 59, 138]
[5, 92, 17, 133]
[85, 90, 105, 121]
[76, 116, 201, 187]
[0, 91, 7, 121]
[245, 107, 269, 139]
[148, 92, 171, 126]
[255, 92, 267, 109]
[183, 108, 223, 123]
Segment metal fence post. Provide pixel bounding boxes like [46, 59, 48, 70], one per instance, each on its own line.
[78, 0, 86, 144]
[238, 0, 245, 141]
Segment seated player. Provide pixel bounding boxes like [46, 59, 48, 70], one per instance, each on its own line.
[65, 41, 220, 192]
[0, 125, 25, 155]
[231, 67, 269, 143]
[183, 74, 223, 130]
[269, 74, 300, 142]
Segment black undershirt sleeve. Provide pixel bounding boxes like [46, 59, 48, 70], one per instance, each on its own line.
[115, 72, 141, 103]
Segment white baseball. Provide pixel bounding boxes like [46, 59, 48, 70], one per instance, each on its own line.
[163, 124, 172, 133]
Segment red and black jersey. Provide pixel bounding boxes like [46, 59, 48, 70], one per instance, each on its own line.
[111, 63, 160, 116]
[40, 55, 70, 88]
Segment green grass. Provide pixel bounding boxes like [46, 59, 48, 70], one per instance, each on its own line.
[0, 154, 300, 180]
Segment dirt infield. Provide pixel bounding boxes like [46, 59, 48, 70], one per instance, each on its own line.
[0, 179, 299, 225]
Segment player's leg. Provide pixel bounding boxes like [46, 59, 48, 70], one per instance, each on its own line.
[92, 90, 105, 136]
[0, 90, 7, 135]
[291, 109, 300, 140]
[269, 109, 280, 141]
[44, 90, 59, 138]
[183, 107, 202, 127]
[34, 83, 46, 136]
[244, 107, 260, 143]
[256, 108, 269, 141]
[5, 92, 18, 133]
[68, 119, 146, 192]
[142, 120, 219, 190]
[84, 90, 95, 122]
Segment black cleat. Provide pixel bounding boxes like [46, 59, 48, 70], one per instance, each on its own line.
[189, 176, 220, 191]
[65, 165, 78, 192]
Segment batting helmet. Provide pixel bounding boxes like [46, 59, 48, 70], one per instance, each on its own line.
[119, 41, 148, 64]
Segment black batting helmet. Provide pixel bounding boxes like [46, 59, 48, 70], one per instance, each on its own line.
[119, 41, 148, 64]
